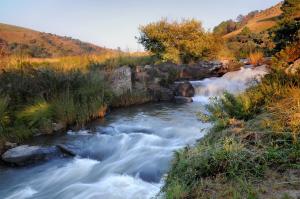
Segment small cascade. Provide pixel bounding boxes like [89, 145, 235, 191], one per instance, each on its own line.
[191, 66, 268, 102]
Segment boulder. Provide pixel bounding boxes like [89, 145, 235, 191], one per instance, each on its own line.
[147, 84, 174, 101]
[174, 96, 193, 103]
[52, 122, 65, 132]
[174, 82, 195, 97]
[1, 145, 59, 166]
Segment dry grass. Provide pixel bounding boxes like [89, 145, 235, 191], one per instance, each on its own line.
[249, 51, 264, 66]
[0, 51, 151, 72]
[267, 88, 300, 143]
[0, 22, 108, 57]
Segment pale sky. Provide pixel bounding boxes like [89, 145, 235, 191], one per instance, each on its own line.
[0, 0, 282, 51]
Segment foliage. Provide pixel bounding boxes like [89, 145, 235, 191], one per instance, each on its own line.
[272, 20, 300, 53]
[138, 19, 222, 64]
[281, 0, 300, 21]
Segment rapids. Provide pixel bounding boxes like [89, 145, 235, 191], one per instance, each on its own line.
[0, 66, 267, 199]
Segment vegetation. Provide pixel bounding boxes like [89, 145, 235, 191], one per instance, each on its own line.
[138, 19, 223, 64]
[164, 1, 300, 198]
[164, 64, 300, 198]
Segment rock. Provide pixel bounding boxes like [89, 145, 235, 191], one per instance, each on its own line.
[147, 84, 174, 101]
[144, 65, 153, 70]
[174, 82, 195, 97]
[5, 141, 17, 148]
[110, 66, 132, 95]
[52, 122, 65, 132]
[1, 145, 59, 166]
[174, 96, 193, 103]
[285, 59, 300, 75]
[56, 144, 77, 156]
[240, 59, 250, 65]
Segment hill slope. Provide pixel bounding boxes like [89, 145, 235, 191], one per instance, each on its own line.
[0, 23, 110, 57]
[224, 3, 282, 39]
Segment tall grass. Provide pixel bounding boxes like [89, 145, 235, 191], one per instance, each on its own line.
[0, 61, 114, 141]
[0, 97, 9, 137]
[248, 51, 264, 66]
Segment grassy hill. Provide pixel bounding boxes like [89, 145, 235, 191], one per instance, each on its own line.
[224, 3, 282, 39]
[0, 23, 110, 58]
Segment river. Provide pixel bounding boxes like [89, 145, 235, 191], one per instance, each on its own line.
[0, 66, 267, 199]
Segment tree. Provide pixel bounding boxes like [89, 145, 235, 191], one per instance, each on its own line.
[213, 20, 237, 36]
[138, 19, 221, 64]
[281, 0, 300, 21]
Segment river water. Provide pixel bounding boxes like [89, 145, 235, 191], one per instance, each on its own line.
[0, 66, 267, 199]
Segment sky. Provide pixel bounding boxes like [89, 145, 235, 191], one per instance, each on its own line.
[0, 0, 282, 51]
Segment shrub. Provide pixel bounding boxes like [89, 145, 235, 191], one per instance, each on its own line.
[248, 51, 264, 66]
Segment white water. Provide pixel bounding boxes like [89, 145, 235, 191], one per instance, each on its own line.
[191, 65, 268, 102]
[0, 66, 268, 199]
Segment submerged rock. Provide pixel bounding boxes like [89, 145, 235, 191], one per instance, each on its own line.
[1, 145, 59, 166]
[56, 144, 77, 157]
[174, 96, 193, 103]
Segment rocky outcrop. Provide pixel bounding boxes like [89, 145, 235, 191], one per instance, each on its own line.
[174, 82, 195, 97]
[1, 145, 59, 166]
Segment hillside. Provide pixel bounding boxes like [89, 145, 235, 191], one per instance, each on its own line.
[0, 23, 110, 57]
[224, 3, 283, 39]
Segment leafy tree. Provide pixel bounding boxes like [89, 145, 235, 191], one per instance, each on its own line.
[138, 19, 221, 64]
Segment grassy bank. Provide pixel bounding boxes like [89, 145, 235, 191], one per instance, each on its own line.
[163, 65, 300, 198]
[0, 53, 157, 146]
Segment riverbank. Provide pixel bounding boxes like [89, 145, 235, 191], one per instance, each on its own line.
[163, 60, 300, 198]
[0, 55, 238, 158]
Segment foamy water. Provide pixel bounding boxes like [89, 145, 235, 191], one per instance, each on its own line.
[0, 66, 268, 199]
[191, 65, 268, 102]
